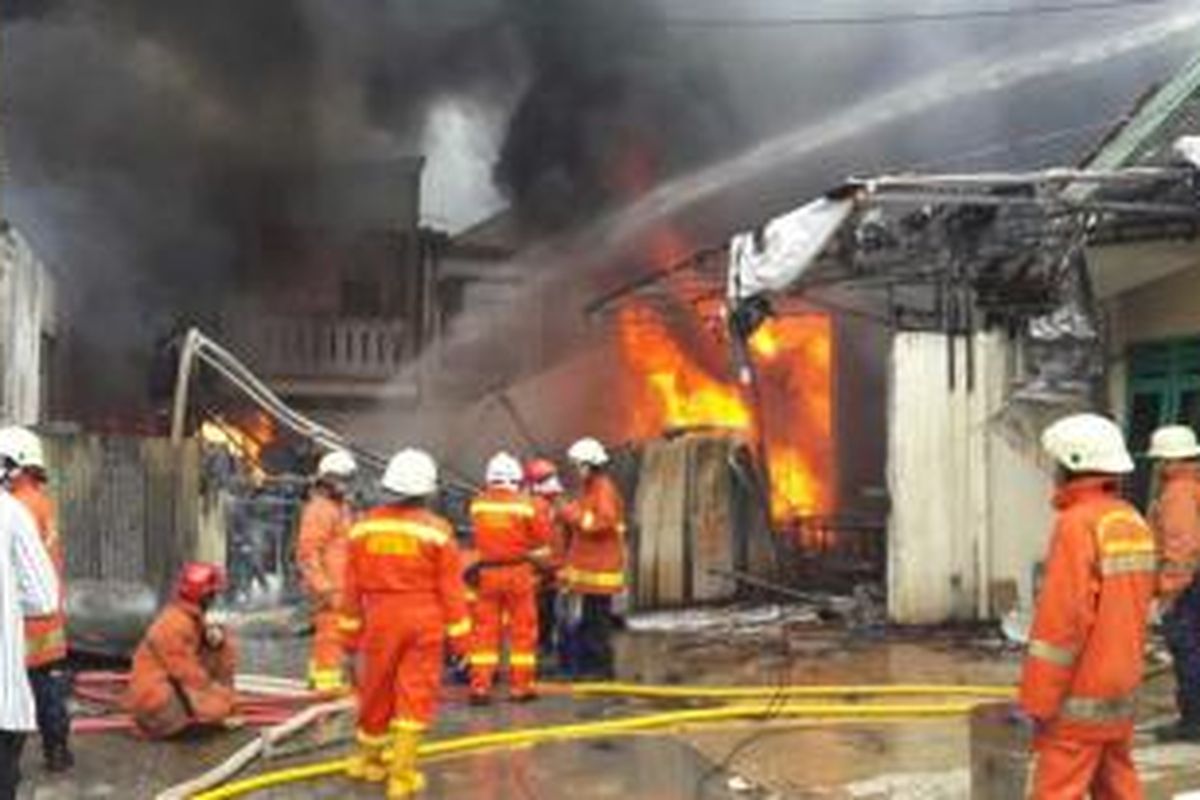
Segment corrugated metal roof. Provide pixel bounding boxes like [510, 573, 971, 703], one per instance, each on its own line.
[1089, 51, 1200, 169]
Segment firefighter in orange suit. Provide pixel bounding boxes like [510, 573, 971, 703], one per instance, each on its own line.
[525, 458, 569, 661]
[559, 437, 627, 680]
[340, 448, 471, 798]
[0, 427, 73, 771]
[296, 450, 357, 692]
[125, 563, 238, 739]
[468, 452, 551, 703]
[1019, 413, 1156, 799]
[1146, 425, 1200, 741]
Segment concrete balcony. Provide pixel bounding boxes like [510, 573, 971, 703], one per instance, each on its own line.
[225, 315, 419, 402]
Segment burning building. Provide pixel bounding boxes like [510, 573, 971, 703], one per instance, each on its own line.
[3, 0, 1198, 629]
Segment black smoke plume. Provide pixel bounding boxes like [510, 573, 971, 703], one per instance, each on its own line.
[0, 0, 732, 413]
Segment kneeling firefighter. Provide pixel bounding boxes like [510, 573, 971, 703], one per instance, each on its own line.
[341, 448, 472, 798]
[125, 563, 238, 739]
[467, 452, 551, 703]
[1020, 414, 1156, 799]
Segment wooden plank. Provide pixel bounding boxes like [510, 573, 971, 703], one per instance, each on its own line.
[731, 444, 776, 577]
[103, 437, 146, 583]
[688, 436, 736, 602]
[632, 442, 666, 607]
[177, 442, 206, 569]
[46, 433, 98, 579]
[653, 438, 689, 606]
[142, 439, 177, 595]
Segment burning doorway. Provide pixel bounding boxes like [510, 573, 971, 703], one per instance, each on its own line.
[606, 289, 887, 602]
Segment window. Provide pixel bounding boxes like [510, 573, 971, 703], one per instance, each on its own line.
[1127, 337, 1200, 506]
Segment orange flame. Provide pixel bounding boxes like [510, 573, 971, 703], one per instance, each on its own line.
[617, 306, 835, 523]
[200, 416, 269, 481]
[618, 305, 752, 435]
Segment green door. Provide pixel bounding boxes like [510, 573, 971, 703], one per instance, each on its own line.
[1127, 338, 1200, 507]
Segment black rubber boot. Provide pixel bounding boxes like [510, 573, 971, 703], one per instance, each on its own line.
[508, 691, 538, 704]
[1155, 719, 1200, 743]
[44, 744, 74, 773]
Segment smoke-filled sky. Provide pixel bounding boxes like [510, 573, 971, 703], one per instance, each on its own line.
[1, 0, 1197, 411]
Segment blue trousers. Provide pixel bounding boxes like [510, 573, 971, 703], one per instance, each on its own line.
[1164, 580, 1200, 724]
[559, 594, 614, 679]
[28, 662, 71, 754]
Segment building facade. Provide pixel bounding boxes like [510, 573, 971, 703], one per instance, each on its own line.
[888, 52, 1200, 624]
[0, 222, 57, 424]
[218, 160, 440, 419]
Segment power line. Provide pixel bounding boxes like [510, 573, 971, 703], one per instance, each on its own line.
[664, 0, 1177, 28]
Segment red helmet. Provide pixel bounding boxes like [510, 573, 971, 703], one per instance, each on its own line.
[524, 458, 558, 485]
[175, 562, 226, 605]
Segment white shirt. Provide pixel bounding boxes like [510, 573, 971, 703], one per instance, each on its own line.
[0, 490, 57, 731]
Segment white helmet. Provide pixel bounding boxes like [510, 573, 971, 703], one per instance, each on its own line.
[1041, 413, 1134, 475]
[0, 426, 45, 471]
[380, 448, 438, 498]
[317, 450, 357, 479]
[1148, 425, 1200, 460]
[485, 452, 523, 487]
[567, 437, 609, 467]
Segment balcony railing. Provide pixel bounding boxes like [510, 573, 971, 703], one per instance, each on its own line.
[226, 316, 410, 383]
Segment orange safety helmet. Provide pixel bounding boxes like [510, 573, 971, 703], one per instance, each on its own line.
[175, 562, 226, 605]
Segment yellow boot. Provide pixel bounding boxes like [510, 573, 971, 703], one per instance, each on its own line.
[345, 731, 388, 783]
[308, 664, 347, 695]
[387, 726, 426, 798]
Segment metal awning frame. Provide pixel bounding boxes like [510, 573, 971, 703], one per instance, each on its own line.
[585, 164, 1200, 333]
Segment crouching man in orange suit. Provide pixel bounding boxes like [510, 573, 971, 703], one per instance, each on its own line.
[125, 563, 238, 739]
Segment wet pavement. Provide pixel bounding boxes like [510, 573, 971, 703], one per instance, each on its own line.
[17, 606, 1200, 798]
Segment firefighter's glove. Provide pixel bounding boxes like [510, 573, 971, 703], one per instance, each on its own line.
[1154, 596, 1176, 623]
[449, 651, 470, 682]
[203, 624, 227, 650]
[450, 636, 469, 661]
[559, 501, 582, 528]
[462, 564, 481, 590]
[1006, 705, 1044, 744]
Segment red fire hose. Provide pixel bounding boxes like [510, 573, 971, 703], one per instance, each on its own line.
[70, 670, 335, 735]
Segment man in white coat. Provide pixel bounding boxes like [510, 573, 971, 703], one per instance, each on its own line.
[0, 485, 58, 799]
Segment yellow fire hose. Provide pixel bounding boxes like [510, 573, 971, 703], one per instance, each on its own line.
[191, 684, 1014, 800]
[554, 681, 1015, 701]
